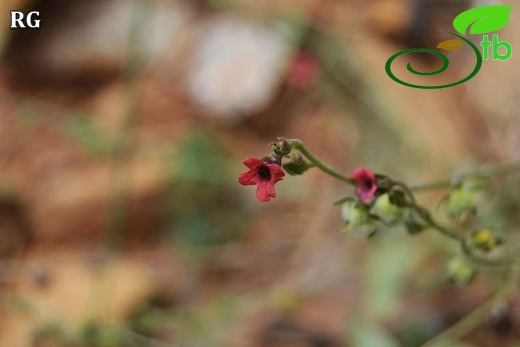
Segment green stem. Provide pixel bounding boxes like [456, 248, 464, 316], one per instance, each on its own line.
[290, 139, 354, 185]
[410, 179, 452, 192]
[284, 142, 518, 267]
[395, 181, 514, 267]
[411, 161, 520, 192]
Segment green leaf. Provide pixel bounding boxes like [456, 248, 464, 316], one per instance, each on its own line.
[282, 162, 311, 176]
[453, 5, 513, 35]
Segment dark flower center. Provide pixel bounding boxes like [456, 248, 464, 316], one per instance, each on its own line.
[257, 165, 271, 180]
[363, 179, 373, 189]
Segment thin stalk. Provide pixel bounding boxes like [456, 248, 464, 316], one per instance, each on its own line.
[290, 139, 354, 185]
[411, 162, 520, 192]
[396, 181, 515, 267]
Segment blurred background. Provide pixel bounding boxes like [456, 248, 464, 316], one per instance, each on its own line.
[0, 0, 520, 346]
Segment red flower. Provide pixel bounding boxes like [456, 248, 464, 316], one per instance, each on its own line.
[238, 157, 285, 202]
[350, 167, 377, 203]
[287, 51, 319, 89]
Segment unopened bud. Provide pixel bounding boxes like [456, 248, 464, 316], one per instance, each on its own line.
[404, 210, 426, 234]
[442, 188, 477, 225]
[271, 137, 292, 156]
[261, 153, 282, 166]
[341, 200, 370, 226]
[448, 257, 477, 286]
[471, 228, 503, 252]
[373, 193, 402, 223]
[291, 152, 304, 165]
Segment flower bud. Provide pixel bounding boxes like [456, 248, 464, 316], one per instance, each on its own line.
[448, 257, 477, 286]
[404, 210, 426, 234]
[271, 137, 292, 156]
[282, 152, 311, 176]
[341, 199, 370, 225]
[354, 222, 378, 238]
[445, 189, 477, 213]
[291, 152, 304, 165]
[341, 199, 378, 237]
[458, 175, 490, 195]
[442, 188, 477, 225]
[261, 153, 282, 166]
[388, 189, 408, 208]
[470, 228, 503, 252]
[373, 193, 402, 223]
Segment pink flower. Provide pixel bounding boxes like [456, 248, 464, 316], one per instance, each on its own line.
[238, 157, 285, 202]
[350, 167, 378, 203]
[287, 51, 319, 89]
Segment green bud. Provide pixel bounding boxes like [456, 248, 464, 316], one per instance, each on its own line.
[271, 137, 292, 156]
[458, 175, 490, 194]
[260, 153, 282, 166]
[448, 257, 477, 286]
[404, 210, 426, 234]
[445, 189, 477, 213]
[376, 176, 392, 191]
[291, 152, 304, 165]
[442, 188, 478, 225]
[388, 189, 408, 208]
[282, 161, 311, 176]
[373, 193, 402, 223]
[341, 200, 370, 226]
[342, 221, 378, 238]
[470, 228, 503, 252]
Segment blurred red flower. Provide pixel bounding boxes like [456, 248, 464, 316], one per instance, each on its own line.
[238, 157, 285, 202]
[287, 51, 319, 89]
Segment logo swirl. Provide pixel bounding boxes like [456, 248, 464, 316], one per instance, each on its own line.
[385, 32, 482, 89]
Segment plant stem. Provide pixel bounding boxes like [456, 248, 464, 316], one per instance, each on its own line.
[285, 143, 518, 267]
[410, 161, 520, 192]
[398, 181, 515, 267]
[289, 139, 354, 185]
[410, 179, 452, 192]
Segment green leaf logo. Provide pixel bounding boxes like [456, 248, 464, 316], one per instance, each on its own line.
[453, 5, 513, 35]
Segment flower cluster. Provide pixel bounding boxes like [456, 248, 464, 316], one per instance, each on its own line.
[239, 137, 514, 287]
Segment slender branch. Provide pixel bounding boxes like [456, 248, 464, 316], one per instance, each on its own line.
[410, 179, 452, 192]
[289, 139, 355, 185]
[285, 141, 519, 268]
[410, 162, 520, 192]
[395, 181, 515, 267]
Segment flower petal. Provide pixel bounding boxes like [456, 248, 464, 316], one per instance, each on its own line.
[356, 185, 377, 203]
[238, 168, 259, 185]
[243, 157, 264, 169]
[268, 164, 285, 183]
[350, 167, 377, 203]
[256, 180, 276, 202]
[350, 167, 374, 182]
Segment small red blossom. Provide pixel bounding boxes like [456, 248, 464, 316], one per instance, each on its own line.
[238, 157, 285, 202]
[350, 167, 378, 203]
[287, 51, 319, 89]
